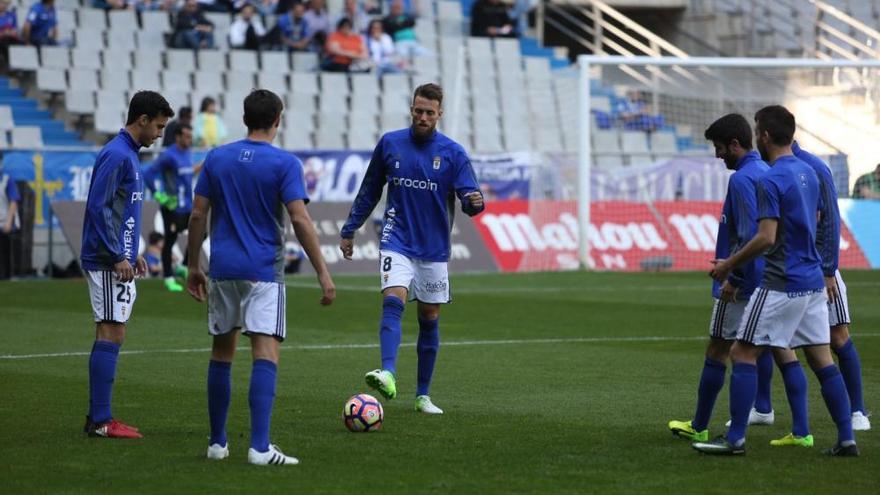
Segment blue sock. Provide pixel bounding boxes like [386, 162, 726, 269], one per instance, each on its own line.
[816, 364, 854, 444]
[727, 362, 758, 446]
[207, 360, 232, 446]
[754, 350, 774, 414]
[834, 339, 866, 414]
[88, 340, 120, 424]
[780, 361, 810, 437]
[416, 317, 440, 397]
[249, 359, 277, 453]
[692, 357, 726, 432]
[379, 296, 405, 374]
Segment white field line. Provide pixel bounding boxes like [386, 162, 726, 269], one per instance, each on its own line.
[3, 333, 880, 361]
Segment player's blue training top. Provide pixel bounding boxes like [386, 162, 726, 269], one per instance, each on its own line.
[340, 128, 484, 262]
[146, 144, 195, 214]
[26, 2, 56, 41]
[713, 150, 769, 299]
[194, 139, 308, 283]
[756, 154, 824, 292]
[792, 141, 840, 276]
[81, 129, 144, 271]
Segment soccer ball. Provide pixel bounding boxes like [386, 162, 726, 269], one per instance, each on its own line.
[343, 394, 384, 432]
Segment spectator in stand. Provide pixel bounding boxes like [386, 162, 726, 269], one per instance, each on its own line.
[0, 0, 22, 65]
[21, 0, 57, 46]
[162, 105, 193, 147]
[0, 159, 20, 279]
[134, 0, 175, 11]
[229, 2, 268, 50]
[334, 0, 370, 35]
[383, 0, 424, 58]
[253, 0, 279, 16]
[173, 0, 215, 50]
[144, 232, 164, 278]
[322, 17, 368, 72]
[852, 164, 880, 199]
[365, 19, 401, 75]
[274, 1, 312, 52]
[470, 0, 515, 38]
[303, 0, 330, 46]
[194, 96, 228, 147]
[615, 90, 662, 131]
[197, 0, 232, 13]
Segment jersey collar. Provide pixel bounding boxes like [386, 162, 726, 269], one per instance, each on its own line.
[118, 129, 142, 151]
[735, 150, 761, 170]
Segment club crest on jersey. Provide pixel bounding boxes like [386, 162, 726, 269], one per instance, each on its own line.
[799, 173, 807, 186]
[239, 149, 254, 162]
[433, 156, 441, 170]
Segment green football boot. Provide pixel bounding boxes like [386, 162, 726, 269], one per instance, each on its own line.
[668, 420, 708, 442]
[770, 433, 814, 447]
[365, 369, 397, 400]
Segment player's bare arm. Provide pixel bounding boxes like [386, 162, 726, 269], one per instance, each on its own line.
[288, 199, 336, 305]
[185, 194, 211, 302]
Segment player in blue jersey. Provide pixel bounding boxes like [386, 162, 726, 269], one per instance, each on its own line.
[81, 91, 174, 439]
[186, 89, 336, 466]
[339, 83, 485, 414]
[750, 141, 871, 432]
[146, 123, 199, 292]
[668, 114, 771, 442]
[695, 105, 858, 456]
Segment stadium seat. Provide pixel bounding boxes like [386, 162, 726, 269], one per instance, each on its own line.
[315, 128, 345, 149]
[593, 130, 621, 153]
[592, 95, 613, 114]
[319, 94, 348, 113]
[106, 29, 137, 51]
[226, 71, 256, 92]
[133, 50, 163, 71]
[108, 9, 138, 31]
[291, 72, 319, 95]
[257, 73, 289, 95]
[474, 128, 504, 153]
[260, 52, 290, 74]
[0, 131, 7, 149]
[165, 49, 196, 72]
[437, 1, 463, 20]
[320, 73, 349, 95]
[162, 71, 193, 92]
[162, 91, 190, 114]
[621, 131, 650, 154]
[40, 46, 70, 70]
[0, 106, 15, 132]
[194, 71, 224, 94]
[594, 155, 622, 169]
[222, 110, 247, 138]
[130, 69, 162, 91]
[64, 90, 96, 114]
[135, 30, 166, 50]
[351, 74, 379, 98]
[100, 69, 130, 92]
[9, 45, 39, 71]
[650, 131, 678, 154]
[283, 111, 315, 133]
[78, 8, 108, 31]
[288, 92, 317, 115]
[68, 68, 98, 91]
[103, 49, 133, 70]
[37, 69, 67, 93]
[380, 112, 408, 133]
[282, 129, 313, 149]
[197, 50, 227, 71]
[11, 126, 44, 148]
[292, 52, 319, 72]
[350, 95, 380, 116]
[94, 107, 124, 134]
[348, 128, 377, 150]
[141, 10, 171, 32]
[95, 90, 129, 113]
[230, 50, 259, 72]
[71, 47, 102, 70]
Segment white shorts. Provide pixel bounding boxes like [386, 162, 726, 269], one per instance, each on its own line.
[86, 270, 137, 324]
[379, 250, 450, 304]
[737, 287, 830, 348]
[708, 298, 747, 340]
[828, 270, 851, 327]
[208, 279, 286, 341]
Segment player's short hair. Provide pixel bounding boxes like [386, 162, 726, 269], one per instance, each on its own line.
[126, 91, 174, 125]
[199, 96, 216, 113]
[412, 83, 443, 107]
[174, 123, 192, 137]
[243, 89, 283, 131]
[754, 105, 795, 146]
[148, 231, 164, 245]
[703, 113, 752, 149]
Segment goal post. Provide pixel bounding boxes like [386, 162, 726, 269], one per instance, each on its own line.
[575, 55, 880, 270]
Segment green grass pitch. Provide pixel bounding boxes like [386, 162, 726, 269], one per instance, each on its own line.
[1, 270, 878, 493]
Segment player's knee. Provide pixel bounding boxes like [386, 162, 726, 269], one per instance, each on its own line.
[771, 347, 797, 365]
[830, 325, 850, 349]
[729, 341, 760, 364]
[417, 303, 440, 321]
[250, 334, 280, 363]
[96, 322, 125, 344]
[705, 339, 731, 362]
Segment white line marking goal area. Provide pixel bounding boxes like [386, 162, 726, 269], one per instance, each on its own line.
[2, 333, 880, 361]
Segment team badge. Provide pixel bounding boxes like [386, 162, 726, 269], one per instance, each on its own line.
[799, 173, 807, 187]
[433, 156, 441, 170]
[239, 149, 254, 162]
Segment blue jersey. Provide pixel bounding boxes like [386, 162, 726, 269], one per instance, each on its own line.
[756, 154, 824, 292]
[341, 128, 484, 262]
[792, 142, 840, 276]
[146, 144, 195, 213]
[81, 130, 144, 271]
[713, 151, 769, 299]
[26, 2, 56, 41]
[194, 139, 308, 282]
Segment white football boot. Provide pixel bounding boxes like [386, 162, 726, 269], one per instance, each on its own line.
[206, 443, 229, 460]
[852, 411, 871, 431]
[248, 444, 300, 466]
[415, 395, 444, 414]
[725, 408, 774, 427]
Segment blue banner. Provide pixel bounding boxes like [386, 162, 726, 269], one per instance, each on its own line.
[839, 198, 880, 268]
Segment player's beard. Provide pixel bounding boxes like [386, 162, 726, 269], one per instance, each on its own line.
[756, 140, 770, 162]
[411, 122, 435, 140]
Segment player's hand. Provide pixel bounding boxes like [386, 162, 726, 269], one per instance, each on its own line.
[187, 269, 207, 302]
[709, 258, 731, 282]
[318, 271, 336, 306]
[1, 223, 11, 234]
[825, 275, 838, 303]
[466, 191, 484, 210]
[135, 255, 148, 278]
[720, 280, 738, 303]
[339, 237, 354, 260]
[113, 259, 134, 283]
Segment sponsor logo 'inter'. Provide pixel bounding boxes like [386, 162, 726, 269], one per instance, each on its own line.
[239, 149, 254, 162]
